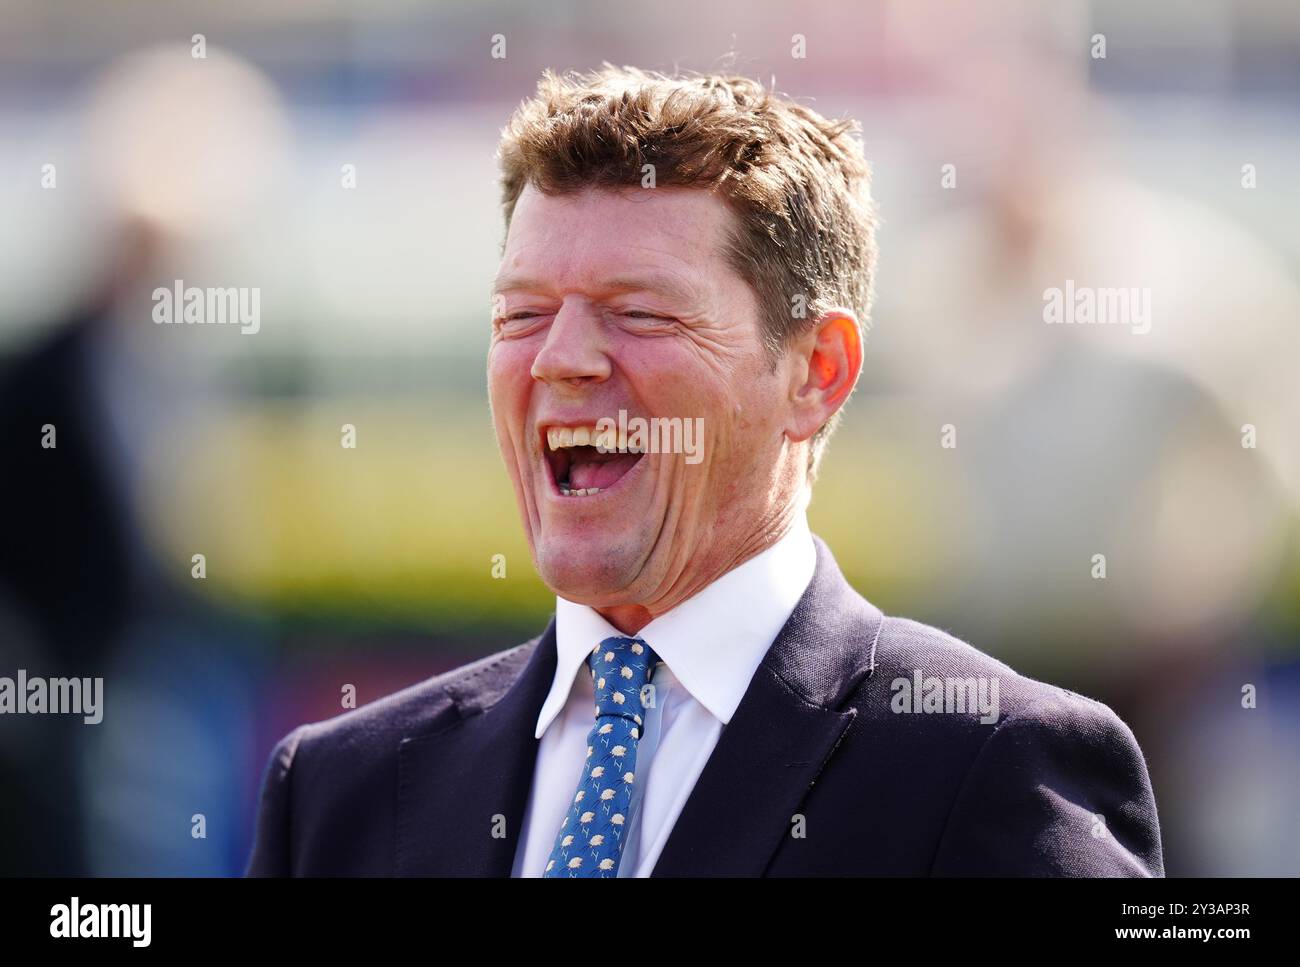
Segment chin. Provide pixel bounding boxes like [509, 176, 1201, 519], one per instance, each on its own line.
[535, 537, 647, 603]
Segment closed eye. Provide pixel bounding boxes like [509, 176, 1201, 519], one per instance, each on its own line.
[492, 310, 552, 337]
[620, 311, 672, 320]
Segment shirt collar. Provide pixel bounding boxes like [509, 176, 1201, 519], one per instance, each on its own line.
[535, 512, 816, 738]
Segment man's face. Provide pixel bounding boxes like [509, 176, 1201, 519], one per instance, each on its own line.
[488, 184, 801, 615]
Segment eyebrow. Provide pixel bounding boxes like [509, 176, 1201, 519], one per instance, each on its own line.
[491, 272, 704, 308]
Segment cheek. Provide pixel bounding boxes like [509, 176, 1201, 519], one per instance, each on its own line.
[487, 342, 536, 420]
[712, 370, 785, 478]
[486, 352, 531, 487]
[621, 341, 729, 413]
[636, 364, 769, 482]
[622, 345, 777, 444]
[735, 371, 783, 430]
[707, 354, 778, 425]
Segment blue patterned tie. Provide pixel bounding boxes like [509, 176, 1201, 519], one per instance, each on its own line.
[543, 635, 661, 877]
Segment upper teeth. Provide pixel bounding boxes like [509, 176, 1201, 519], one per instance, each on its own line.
[546, 425, 644, 453]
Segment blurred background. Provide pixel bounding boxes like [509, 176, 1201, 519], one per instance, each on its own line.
[0, 0, 1297, 876]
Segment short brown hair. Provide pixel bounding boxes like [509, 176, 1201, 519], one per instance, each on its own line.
[496, 64, 878, 482]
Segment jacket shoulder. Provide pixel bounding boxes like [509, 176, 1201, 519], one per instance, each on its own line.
[869, 614, 1128, 727]
[245, 635, 546, 875]
[854, 614, 1162, 874]
[285, 636, 542, 763]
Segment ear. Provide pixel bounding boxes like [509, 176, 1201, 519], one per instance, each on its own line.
[786, 309, 863, 444]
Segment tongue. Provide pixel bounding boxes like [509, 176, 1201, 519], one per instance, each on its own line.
[569, 451, 641, 491]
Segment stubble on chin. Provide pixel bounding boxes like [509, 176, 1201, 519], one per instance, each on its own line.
[535, 534, 651, 605]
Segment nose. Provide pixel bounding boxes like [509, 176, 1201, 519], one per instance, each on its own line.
[530, 299, 612, 387]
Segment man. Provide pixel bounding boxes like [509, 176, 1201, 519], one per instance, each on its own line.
[245, 66, 1163, 877]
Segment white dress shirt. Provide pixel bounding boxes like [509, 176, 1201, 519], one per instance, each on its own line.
[510, 512, 817, 877]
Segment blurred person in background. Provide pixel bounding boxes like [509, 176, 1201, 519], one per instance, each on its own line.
[0, 44, 287, 874]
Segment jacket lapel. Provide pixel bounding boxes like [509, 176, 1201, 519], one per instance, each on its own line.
[651, 536, 882, 876]
[395, 621, 556, 875]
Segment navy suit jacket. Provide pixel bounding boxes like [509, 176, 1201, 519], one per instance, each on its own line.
[245, 536, 1164, 876]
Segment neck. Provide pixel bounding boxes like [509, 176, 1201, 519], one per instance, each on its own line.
[597, 604, 655, 636]
[594, 499, 806, 635]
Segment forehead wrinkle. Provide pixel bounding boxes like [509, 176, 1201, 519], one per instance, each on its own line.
[495, 185, 734, 299]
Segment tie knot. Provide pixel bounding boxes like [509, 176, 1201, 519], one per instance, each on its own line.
[588, 636, 660, 721]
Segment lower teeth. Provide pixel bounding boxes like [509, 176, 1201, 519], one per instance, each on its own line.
[560, 485, 601, 497]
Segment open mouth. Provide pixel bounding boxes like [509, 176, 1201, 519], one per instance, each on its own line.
[543, 425, 645, 497]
